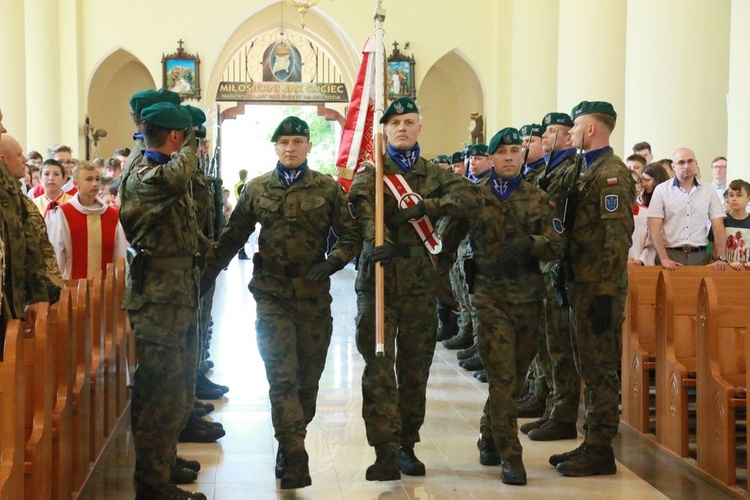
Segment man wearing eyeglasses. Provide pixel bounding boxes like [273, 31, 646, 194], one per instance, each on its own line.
[648, 147, 727, 269]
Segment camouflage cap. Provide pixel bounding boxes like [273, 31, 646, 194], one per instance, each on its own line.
[451, 151, 465, 163]
[519, 123, 544, 138]
[571, 100, 617, 120]
[271, 116, 310, 142]
[431, 155, 451, 164]
[140, 102, 192, 130]
[183, 105, 206, 127]
[380, 96, 419, 124]
[466, 144, 489, 157]
[488, 127, 522, 153]
[542, 112, 574, 130]
[129, 88, 181, 115]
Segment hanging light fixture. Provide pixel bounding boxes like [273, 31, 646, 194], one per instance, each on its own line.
[286, 0, 321, 29]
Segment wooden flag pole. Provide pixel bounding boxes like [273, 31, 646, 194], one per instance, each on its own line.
[373, 0, 386, 356]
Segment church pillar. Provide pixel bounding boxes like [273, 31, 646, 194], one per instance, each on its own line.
[0, 0, 28, 146]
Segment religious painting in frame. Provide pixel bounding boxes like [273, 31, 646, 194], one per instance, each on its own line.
[162, 40, 201, 100]
[387, 42, 416, 100]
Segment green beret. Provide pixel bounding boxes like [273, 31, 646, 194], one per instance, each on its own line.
[380, 97, 419, 124]
[271, 116, 310, 142]
[571, 100, 617, 120]
[129, 88, 181, 116]
[542, 112, 573, 130]
[451, 151, 465, 163]
[466, 144, 488, 157]
[184, 105, 206, 127]
[431, 155, 451, 164]
[141, 102, 192, 130]
[488, 127, 522, 153]
[519, 123, 543, 138]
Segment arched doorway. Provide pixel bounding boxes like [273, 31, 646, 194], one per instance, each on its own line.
[87, 49, 154, 160]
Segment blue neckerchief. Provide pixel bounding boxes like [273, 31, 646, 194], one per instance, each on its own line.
[490, 171, 522, 202]
[582, 146, 612, 172]
[276, 160, 308, 187]
[144, 150, 172, 165]
[523, 157, 545, 176]
[133, 132, 144, 140]
[470, 168, 491, 183]
[544, 148, 576, 173]
[387, 143, 420, 173]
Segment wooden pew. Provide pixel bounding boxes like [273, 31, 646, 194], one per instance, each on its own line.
[23, 303, 52, 499]
[695, 277, 749, 486]
[655, 267, 747, 458]
[112, 259, 129, 416]
[621, 265, 661, 434]
[102, 264, 118, 437]
[65, 279, 92, 494]
[0, 320, 26, 499]
[48, 289, 74, 500]
[88, 271, 105, 460]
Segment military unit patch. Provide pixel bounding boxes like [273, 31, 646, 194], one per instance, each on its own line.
[606, 177, 618, 185]
[394, 101, 404, 114]
[604, 194, 619, 212]
[553, 218, 564, 234]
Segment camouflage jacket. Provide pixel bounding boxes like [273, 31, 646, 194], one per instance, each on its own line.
[0, 160, 48, 321]
[348, 154, 483, 295]
[189, 168, 214, 253]
[569, 148, 635, 293]
[119, 132, 200, 309]
[204, 167, 361, 300]
[466, 178, 563, 303]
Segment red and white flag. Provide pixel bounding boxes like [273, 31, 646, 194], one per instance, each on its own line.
[335, 38, 376, 192]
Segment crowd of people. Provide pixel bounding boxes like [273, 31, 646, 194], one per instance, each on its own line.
[1, 88, 743, 498]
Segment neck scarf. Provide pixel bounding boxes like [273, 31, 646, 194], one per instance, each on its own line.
[276, 161, 308, 187]
[582, 146, 612, 172]
[490, 171, 522, 202]
[387, 143, 420, 173]
[470, 168, 491, 183]
[144, 150, 172, 165]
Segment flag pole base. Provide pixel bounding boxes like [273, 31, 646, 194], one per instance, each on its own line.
[376, 344, 385, 356]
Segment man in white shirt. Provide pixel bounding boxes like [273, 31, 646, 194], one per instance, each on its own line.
[648, 147, 727, 269]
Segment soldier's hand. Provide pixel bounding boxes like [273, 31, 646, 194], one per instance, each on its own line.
[498, 237, 533, 262]
[588, 295, 613, 335]
[389, 200, 425, 226]
[371, 243, 394, 265]
[306, 260, 338, 282]
[199, 276, 215, 297]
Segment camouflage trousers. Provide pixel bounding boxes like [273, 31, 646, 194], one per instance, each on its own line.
[252, 290, 333, 454]
[355, 290, 437, 447]
[450, 242, 477, 337]
[538, 278, 580, 423]
[471, 284, 539, 458]
[129, 303, 199, 485]
[568, 283, 626, 446]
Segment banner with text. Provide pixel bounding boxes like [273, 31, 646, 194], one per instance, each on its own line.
[216, 81, 348, 103]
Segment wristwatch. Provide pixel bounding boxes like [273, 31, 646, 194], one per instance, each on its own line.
[717, 255, 727, 262]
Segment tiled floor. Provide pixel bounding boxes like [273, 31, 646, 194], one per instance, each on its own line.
[80, 258, 733, 499]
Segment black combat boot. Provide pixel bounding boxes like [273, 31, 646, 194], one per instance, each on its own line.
[456, 343, 477, 361]
[436, 303, 459, 341]
[134, 481, 207, 499]
[366, 444, 400, 481]
[459, 352, 483, 371]
[193, 400, 215, 415]
[473, 369, 487, 382]
[442, 326, 473, 350]
[170, 465, 197, 485]
[178, 416, 226, 443]
[275, 446, 286, 479]
[549, 442, 586, 467]
[398, 446, 425, 476]
[476, 435, 501, 466]
[555, 443, 616, 477]
[196, 372, 229, 394]
[516, 394, 545, 418]
[519, 417, 547, 435]
[501, 455, 527, 485]
[280, 450, 312, 489]
[175, 456, 201, 472]
[527, 420, 577, 441]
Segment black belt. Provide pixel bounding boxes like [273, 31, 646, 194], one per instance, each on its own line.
[363, 242, 424, 258]
[666, 245, 707, 254]
[145, 255, 201, 270]
[474, 261, 538, 278]
[253, 254, 318, 278]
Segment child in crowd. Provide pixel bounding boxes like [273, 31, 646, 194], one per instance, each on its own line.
[32, 159, 73, 221]
[47, 161, 128, 279]
[29, 165, 40, 189]
[108, 177, 121, 207]
[711, 179, 750, 269]
[99, 176, 113, 205]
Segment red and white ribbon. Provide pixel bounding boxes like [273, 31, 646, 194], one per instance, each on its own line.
[383, 173, 443, 255]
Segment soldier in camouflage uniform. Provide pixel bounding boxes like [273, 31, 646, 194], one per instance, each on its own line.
[348, 97, 483, 481]
[549, 101, 634, 477]
[202, 116, 361, 490]
[520, 123, 546, 184]
[457, 128, 562, 485]
[0, 134, 49, 354]
[522, 113, 583, 441]
[119, 102, 206, 500]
